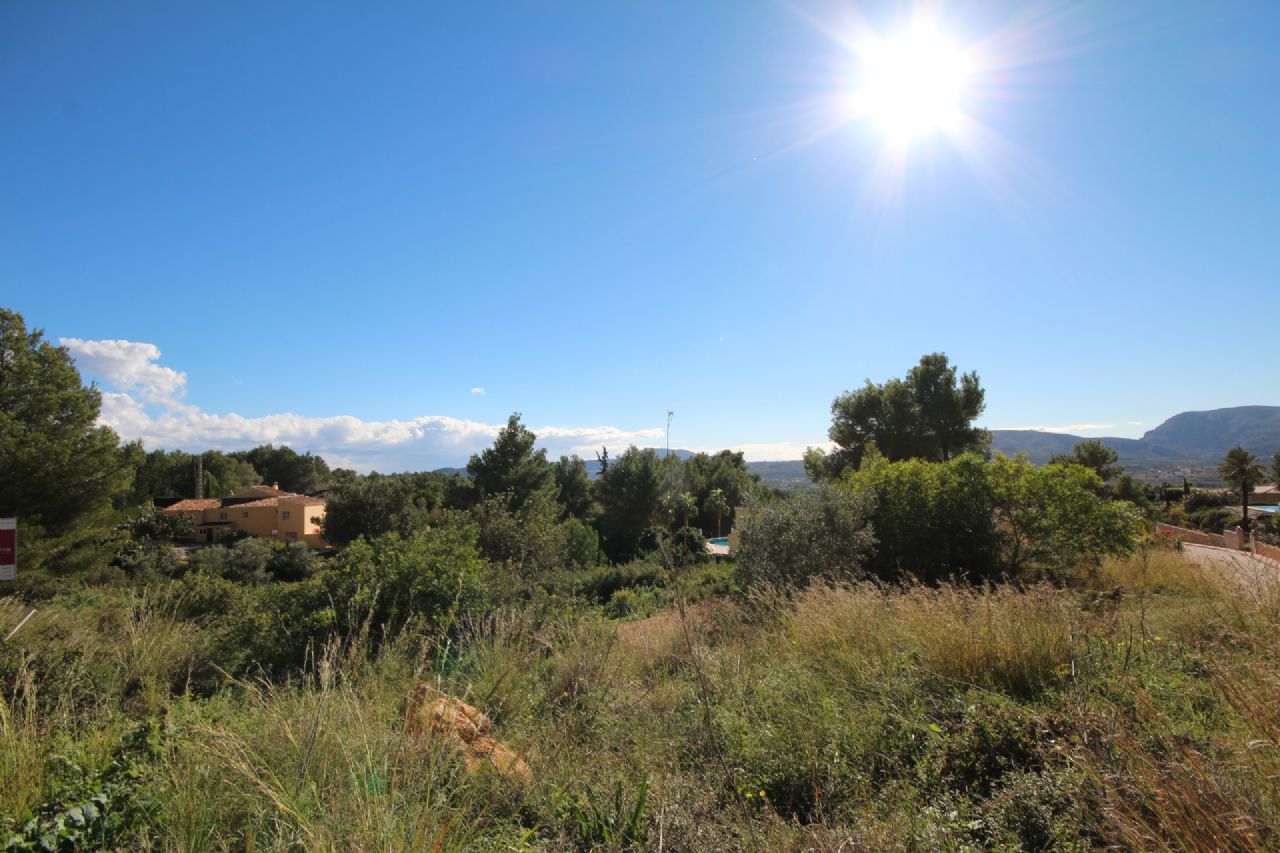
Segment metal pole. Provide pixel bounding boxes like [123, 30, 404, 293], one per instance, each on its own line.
[4, 608, 36, 642]
[666, 410, 674, 457]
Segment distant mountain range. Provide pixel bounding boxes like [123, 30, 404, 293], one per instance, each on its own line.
[990, 406, 1280, 465]
[748, 406, 1280, 490]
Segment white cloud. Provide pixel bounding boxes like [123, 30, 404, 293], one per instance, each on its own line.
[70, 337, 665, 472]
[61, 338, 188, 408]
[692, 441, 834, 461]
[470, 387, 486, 395]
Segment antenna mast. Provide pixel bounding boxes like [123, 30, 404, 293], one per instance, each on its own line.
[666, 410, 674, 457]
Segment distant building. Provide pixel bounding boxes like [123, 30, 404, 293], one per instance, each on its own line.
[163, 483, 327, 548]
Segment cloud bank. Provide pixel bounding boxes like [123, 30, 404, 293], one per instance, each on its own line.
[63, 338, 664, 472]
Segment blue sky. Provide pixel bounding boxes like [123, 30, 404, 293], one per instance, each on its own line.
[4, 1, 1278, 471]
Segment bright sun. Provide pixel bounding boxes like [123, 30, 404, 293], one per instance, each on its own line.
[855, 26, 973, 142]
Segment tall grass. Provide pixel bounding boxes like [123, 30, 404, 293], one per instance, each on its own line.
[786, 580, 1077, 697]
[5, 546, 1280, 849]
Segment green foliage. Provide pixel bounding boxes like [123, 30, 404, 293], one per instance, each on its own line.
[594, 447, 666, 562]
[4, 546, 1280, 849]
[991, 455, 1141, 576]
[322, 529, 488, 640]
[668, 525, 710, 567]
[844, 453, 1140, 582]
[124, 506, 192, 543]
[561, 517, 600, 570]
[1, 721, 160, 850]
[918, 694, 1045, 798]
[810, 352, 988, 480]
[237, 444, 331, 494]
[128, 449, 262, 505]
[705, 488, 730, 537]
[1049, 439, 1122, 484]
[734, 487, 875, 590]
[682, 451, 757, 534]
[566, 779, 649, 850]
[1219, 445, 1266, 532]
[467, 413, 555, 513]
[0, 309, 135, 579]
[553, 455, 593, 520]
[847, 452, 999, 582]
[321, 471, 445, 545]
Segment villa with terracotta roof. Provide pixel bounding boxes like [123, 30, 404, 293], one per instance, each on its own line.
[164, 484, 328, 548]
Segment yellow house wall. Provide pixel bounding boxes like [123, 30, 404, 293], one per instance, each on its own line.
[277, 499, 328, 549]
[236, 505, 280, 538]
[277, 502, 306, 542]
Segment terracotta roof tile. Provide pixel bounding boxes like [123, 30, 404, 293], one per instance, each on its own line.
[164, 499, 222, 512]
[236, 497, 281, 508]
[279, 495, 326, 506]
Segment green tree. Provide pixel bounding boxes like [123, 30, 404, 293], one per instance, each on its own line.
[683, 450, 757, 534]
[470, 489, 570, 577]
[467, 413, 555, 513]
[908, 352, 989, 462]
[846, 452, 999, 583]
[129, 448, 263, 504]
[321, 471, 446, 545]
[734, 487, 876, 591]
[553, 454, 594, 520]
[844, 452, 1139, 582]
[594, 446, 665, 562]
[808, 353, 988, 480]
[238, 444, 330, 494]
[1218, 446, 1265, 534]
[991, 455, 1141, 575]
[323, 528, 488, 642]
[706, 488, 730, 537]
[660, 491, 698, 530]
[0, 309, 136, 578]
[1049, 439, 1122, 484]
[1271, 450, 1280, 493]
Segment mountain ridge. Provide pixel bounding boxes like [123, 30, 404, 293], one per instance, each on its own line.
[749, 406, 1280, 489]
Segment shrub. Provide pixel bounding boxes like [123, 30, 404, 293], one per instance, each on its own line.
[322, 529, 488, 641]
[734, 487, 875, 591]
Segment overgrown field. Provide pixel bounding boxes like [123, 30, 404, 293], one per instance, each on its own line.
[3, 548, 1280, 850]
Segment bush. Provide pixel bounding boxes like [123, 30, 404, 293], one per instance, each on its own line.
[734, 487, 875, 591]
[322, 529, 488, 641]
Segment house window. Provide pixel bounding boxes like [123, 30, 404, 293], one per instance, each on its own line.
[286, 531, 297, 540]
[242, 511, 249, 518]
[218, 512, 227, 521]
[282, 510, 291, 520]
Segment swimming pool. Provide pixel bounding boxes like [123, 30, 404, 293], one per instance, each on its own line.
[709, 537, 730, 546]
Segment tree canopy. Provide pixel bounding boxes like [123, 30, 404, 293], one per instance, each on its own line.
[807, 353, 988, 481]
[1219, 446, 1265, 533]
[1049, 440, 1122, 484]
[0, 308, 135, 577]
[466, 413, 555, 513]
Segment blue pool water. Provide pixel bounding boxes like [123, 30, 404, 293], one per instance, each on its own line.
[709, 537, 730, 546]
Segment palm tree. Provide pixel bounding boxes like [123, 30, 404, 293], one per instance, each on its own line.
[706, 488, 730, 537]
[1219, 446, 1265, 534]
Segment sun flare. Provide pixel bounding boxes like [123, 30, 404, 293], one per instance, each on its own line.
[854, 26, 973, 142]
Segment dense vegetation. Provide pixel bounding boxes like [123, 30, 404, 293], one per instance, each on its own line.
[5, 547, 1280, 849]
[4, 308, 1280, 849]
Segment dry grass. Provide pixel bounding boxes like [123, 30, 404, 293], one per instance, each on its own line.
[6, 547, 1280, 849]
[788, 580, 1078, 697]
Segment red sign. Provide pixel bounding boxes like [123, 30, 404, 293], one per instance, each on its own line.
[0, 519, 14, 581]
